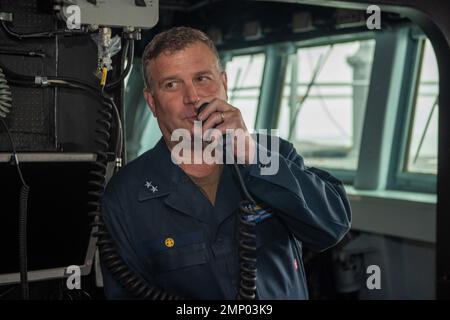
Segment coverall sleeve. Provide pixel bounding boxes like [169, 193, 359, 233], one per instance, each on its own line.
[241, 136, 352, 252]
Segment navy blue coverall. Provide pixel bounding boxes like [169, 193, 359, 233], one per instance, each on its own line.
[100, 136, 352, 299]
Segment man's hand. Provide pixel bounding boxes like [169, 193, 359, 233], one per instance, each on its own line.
[196, 97, 256, 165]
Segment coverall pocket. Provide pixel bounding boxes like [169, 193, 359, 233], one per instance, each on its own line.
[256, 216, 285, 249]
[152, 242, 208, 273]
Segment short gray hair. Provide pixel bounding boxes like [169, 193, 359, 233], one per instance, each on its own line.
[142, 26, 222, 90]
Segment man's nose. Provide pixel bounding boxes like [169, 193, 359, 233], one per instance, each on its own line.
[183, 82, 200, 105]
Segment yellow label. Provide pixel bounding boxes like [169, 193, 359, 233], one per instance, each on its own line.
[100, 67, 108, 87]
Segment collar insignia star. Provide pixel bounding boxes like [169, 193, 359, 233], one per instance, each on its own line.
[144, 181, 158, 193]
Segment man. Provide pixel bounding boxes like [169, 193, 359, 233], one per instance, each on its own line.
[100, 26, 351, 299]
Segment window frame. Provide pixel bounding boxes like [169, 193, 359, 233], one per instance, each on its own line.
[282, 32, 376, 184]
[220, 27, 437, 195]
[387, 34, 437, 194]
[220, 48, 267, 130]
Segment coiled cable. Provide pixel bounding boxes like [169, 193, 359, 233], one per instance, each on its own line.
[0, 67, 12, 118]
[237, 201, 258, 300]
[0, 67, 31, 299]
[232, 162, 258, 300]
[0, 117, 30, 300]
[18, 183, 30, 299]
[87, 94, 182, 300]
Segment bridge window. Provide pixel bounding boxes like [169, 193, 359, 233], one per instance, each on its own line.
[277, 39, 376, 171]
[225, 53, 266, 129]
[405, 39, 438, 175]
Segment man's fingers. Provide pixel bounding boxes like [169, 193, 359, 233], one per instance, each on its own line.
[202, 111, 226, 131]
[197, 98, 231, 121]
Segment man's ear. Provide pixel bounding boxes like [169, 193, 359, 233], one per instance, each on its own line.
[143, 89, 157, 117]
[221, 71, 228, 99]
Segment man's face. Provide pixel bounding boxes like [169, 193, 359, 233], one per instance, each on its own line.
[144, 41, 228, 143]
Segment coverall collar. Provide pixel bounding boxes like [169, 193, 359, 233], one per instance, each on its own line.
[137, 138, 238, 225]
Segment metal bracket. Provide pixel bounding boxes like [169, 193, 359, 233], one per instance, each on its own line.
[0, 12, 13, 22]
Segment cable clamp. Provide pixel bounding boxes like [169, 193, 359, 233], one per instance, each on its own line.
[35, 76, 48, 86]
[123, 27, 141, 40]
[0, 12, 13, 22]
[115, 157, 122, 168]
[8, 153, 19, 166]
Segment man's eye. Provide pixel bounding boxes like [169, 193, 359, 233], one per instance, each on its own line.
[164, 81, 177, 89]
[196, 76, 209, 82]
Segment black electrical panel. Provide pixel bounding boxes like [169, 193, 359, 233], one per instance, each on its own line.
[0, 0, 109, 152]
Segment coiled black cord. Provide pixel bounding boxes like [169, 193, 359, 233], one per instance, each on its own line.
[87, 94, 182, 300]
[237, 203, 257, 299]
[0, 118, 30, 300]
[232, 162, 258, 300]
[19, 184, 30, 299]
[0, 67, 12, 118]
[0, 67, 31, 299]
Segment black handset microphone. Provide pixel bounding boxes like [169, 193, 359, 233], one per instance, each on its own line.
[197, 102, 209, 117]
